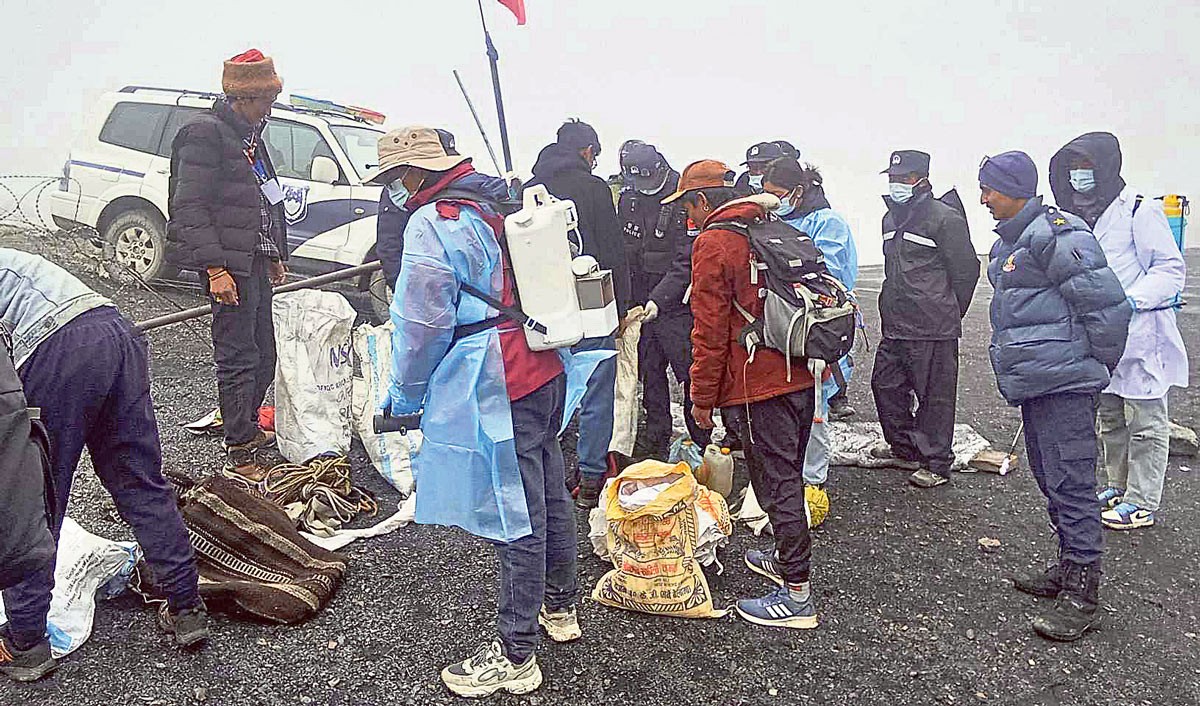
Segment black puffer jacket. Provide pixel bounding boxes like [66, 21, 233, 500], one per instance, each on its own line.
[617, 170, 693, 316]
[988, 197, 1131, 405]
[1048, 131, 1127, 228]
[880, 188, 980, 340]
[167, 100, 287, 275]
[527, 142, 631, 318]
[0, 336, 55, 591]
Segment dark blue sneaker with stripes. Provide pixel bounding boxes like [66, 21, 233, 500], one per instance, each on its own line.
[744, 549, 784, 586]
[735, 585, 819, 629]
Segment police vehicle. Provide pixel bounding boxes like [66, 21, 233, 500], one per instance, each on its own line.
[50, 86, 393, 318]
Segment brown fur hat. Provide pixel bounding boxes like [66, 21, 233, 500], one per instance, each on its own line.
[222, 49, 283, 99]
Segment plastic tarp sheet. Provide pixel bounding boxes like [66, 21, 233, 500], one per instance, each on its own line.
[0, 518, 140, 658]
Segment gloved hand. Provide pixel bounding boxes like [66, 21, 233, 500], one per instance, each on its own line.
[379, 387, 419, 418]
[644, 300, 659, 322]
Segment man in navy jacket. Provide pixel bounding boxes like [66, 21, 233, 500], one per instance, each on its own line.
[979, 151, 1131, 643]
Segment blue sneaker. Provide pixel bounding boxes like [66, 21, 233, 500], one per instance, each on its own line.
[744, 549, 783, 586]
[1096, 487, 1124, 510]
[735, 585, 818, 629]
[1101, 502, 1154, 530]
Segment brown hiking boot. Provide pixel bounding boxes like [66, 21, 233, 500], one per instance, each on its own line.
[223, 444, 267, 483]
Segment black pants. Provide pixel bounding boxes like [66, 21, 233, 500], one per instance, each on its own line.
[640, 312, 710, 447]
[871, 338, 958, 477]
[4, 308, 199, 647]
[722, 390, 814, 584]
[1023, 392, 1103, 566]
[210, 256, 276, 446]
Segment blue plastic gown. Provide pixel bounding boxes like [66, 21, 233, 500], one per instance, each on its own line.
[384, 200, 610, 543]
[784, 207, 859, 400]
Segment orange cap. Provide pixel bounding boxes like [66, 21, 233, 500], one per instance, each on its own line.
[660, 159, 735, 204]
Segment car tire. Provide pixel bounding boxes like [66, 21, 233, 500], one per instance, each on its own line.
[103, 209, 177, 282]
[367, 268, 393, 324]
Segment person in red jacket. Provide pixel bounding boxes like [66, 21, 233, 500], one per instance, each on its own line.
[664, 160, 820, 629]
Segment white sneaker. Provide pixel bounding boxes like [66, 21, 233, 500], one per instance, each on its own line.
[441, 640, 542, 698]
[537, 605, 582, 642]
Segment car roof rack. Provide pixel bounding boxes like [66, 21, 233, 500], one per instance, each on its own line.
[117, 86, 376, 124]
[118, 85, 295, 112]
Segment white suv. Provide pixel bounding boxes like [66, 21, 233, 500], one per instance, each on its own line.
[50, 86, 392, 315]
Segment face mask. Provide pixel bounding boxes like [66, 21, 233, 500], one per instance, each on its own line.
[774, 190, 796, 217]
[1069, 169, 1095, 193]
[386, 179, 411, 210]
[889, 182, 915, 204]
[748, 174, 764, 190]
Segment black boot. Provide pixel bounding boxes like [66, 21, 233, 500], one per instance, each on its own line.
[1011, 560, 1063, 597]
[576, 474, 604, 510]
[0, 626, 57, 682]
[1032, 560, 1101, 642]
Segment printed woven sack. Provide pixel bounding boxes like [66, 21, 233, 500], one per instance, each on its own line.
[591, 460, 729, 618]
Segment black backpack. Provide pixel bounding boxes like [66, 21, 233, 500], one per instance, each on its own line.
[721, 217, 857, 385]
[0, 331, 58, 591]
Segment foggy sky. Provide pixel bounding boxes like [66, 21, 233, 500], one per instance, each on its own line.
[3, 0, 1197, 263]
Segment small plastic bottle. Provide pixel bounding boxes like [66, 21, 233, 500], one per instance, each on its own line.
[702, 444, 735, 498]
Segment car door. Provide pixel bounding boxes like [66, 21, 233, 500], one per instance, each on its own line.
[89, 101, 168, 195]
[143, 105, 208, 219]
[262, 119, 351, 266]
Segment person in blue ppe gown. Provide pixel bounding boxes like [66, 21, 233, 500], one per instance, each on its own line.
[365, 126, 580, 698]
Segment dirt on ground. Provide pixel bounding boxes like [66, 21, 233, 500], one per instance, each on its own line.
[2, 231, 1197, 706]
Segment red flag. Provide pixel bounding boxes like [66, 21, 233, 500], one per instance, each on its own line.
[498, 0, 526, 24]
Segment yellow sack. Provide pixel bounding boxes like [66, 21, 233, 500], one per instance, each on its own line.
[591, 460, 730, 618]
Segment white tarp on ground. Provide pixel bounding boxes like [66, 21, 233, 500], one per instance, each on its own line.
[273, 290, 356, 463]
[301, 494, 417, 552]
[0, 518, 140, 658]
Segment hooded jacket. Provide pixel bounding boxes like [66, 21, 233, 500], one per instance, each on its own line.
[527, 142, 631, 318]
[617, 169, 693, 317]
[1048, 132, 1126, 228]
[1050, 133, 1188, 400]
[880, 188, 980, 340]
[987, 196, 1132, 406]
[167, 100, 288, 275]
[376, 169, 509, 289]
[689, 196, 816, 409]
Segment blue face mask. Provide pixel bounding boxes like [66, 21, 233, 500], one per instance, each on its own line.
[1069, 169, 1095, 193]
[748, 174, 764, 190]
[386, 179, 411, 209]
[774, 190, 796, 218]
[889, 182, 915, 204]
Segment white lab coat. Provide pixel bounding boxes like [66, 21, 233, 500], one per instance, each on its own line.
[1093, 187, 1189, 400]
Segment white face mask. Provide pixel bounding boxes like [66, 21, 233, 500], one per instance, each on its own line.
[748, 174, 764, 190]
[889, 182, 915, 204]
[1069, 169, 1096, 193]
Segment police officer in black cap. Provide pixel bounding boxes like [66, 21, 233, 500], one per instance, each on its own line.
[618, 142, 711, 458]
[734, 141, 787, 196]
[871, 149, 980, 489]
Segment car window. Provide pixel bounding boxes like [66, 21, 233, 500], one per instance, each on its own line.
[264, 120, 340, 182]
[99, 103, 171, 155]
[331, 125, 385, 181]
[157, 107, 206, 157]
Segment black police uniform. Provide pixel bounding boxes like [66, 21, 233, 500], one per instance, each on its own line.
[872, 150, 981, 479]
[618, 170, 711, 451]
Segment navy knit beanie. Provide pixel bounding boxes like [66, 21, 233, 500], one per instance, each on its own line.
[979, 151, 1038, 199]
